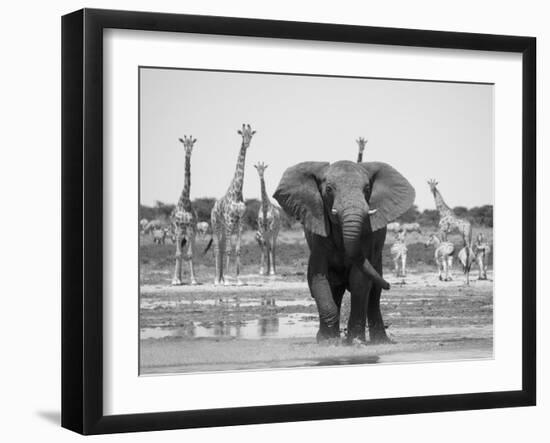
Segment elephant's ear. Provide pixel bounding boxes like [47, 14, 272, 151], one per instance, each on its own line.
[273, 162, 330, 237]
[360, 162, 416, 232]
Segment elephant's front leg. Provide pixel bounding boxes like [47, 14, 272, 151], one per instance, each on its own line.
[366, 248, 392, 343]
[307, 257, 339, 343]
[367, 281, 392, 343]
[347, 266, 370, 343]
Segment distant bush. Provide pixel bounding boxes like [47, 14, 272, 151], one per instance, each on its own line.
[140, 200, 493, 229]
[193, 198, 216, 222]
[453, 206, 468, 218]
[397, 205, 421, 223]
[418, 209, 440, 227]
[140, 198, 296, 231]
[469, 205, 493, 227]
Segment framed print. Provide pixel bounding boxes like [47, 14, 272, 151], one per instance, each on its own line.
[61, 8, 536, 435]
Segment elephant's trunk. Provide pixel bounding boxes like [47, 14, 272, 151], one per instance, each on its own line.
[341, 207, 390, 290]
[361, 258, 390, 290]
[341, 208, 364, 260]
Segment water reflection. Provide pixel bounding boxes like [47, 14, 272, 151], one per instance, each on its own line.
[261, 295, 276, 306]
[258, 316, 279, 336]
[141, 313, 317, 340]
[141, 295, 315, 310]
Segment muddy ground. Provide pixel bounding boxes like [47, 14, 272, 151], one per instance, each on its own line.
[140, 268, 493, 374]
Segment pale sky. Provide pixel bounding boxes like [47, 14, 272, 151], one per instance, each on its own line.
[140, 67, 493, 211]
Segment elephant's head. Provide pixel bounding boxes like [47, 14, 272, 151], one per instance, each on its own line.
[273, 160, 415, 287]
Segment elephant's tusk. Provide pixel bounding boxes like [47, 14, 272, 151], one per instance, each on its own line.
[331, 208, 338, 215]
[367, 209, 378, 215]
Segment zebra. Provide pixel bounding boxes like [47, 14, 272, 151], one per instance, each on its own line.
[425, 233, 455, 282]
[390, 230, 408, 278]
[473, 232, 491, 280]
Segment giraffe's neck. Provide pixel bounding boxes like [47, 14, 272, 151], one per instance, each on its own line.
[432, 188, 452, 216]
[357, 151, 363, 163]
[227, 142, 247, 201]
[177, 152, 192, 209]
[260, 176, 270, 223]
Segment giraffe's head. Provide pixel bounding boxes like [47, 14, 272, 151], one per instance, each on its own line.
[427, 179, 439, 195]
[356, 137, 368, 153]
[178, 135, 197, 155]
[238, 124, 256, 148]
[254, 161, 268, 178]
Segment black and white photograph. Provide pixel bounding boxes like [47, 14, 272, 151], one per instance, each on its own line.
[139, 67, 494, 375]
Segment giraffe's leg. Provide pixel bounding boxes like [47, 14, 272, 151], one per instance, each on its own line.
[401, 252, 407, 278]
[265, 239, 271, 276]
[224, 224, 234, 285]
[212, 232, 221, 285]
[211, 210, 223, 285]
[267, 236, 276, 277]
[216, 232, 225, 286]
[171, 231, 183, 286]
[235, 221, 244, 285]
[438, 259, 443, 281]
[258, 236, 265, 275]
[186, 227, 197, 285]
[270, 230, 278, 275]
[393, 256, 399, 277]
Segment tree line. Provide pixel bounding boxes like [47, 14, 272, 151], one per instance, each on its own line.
[140, 200, 493, 230]
[140, 199, 297, 230]
[397, 204, 493, 227]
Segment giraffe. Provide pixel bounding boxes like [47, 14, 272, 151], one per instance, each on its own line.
[473, 232, 491, 280]
[254, 161, 282, 276]
[210, 124, 256, 285]
[170, 135, 198, 286]
[356, 137, 367, 163]
[425, 233, 455, 281]
[390, 230, 408, 278]
[427, 179, 473, 284]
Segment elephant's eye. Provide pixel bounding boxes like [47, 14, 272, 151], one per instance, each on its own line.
[326, 184, 334, 194]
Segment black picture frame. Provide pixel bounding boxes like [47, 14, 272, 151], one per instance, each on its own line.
[61, 8, 536, 435]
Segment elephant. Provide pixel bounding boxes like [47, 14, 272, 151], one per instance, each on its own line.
[273, 160, 415, 344]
